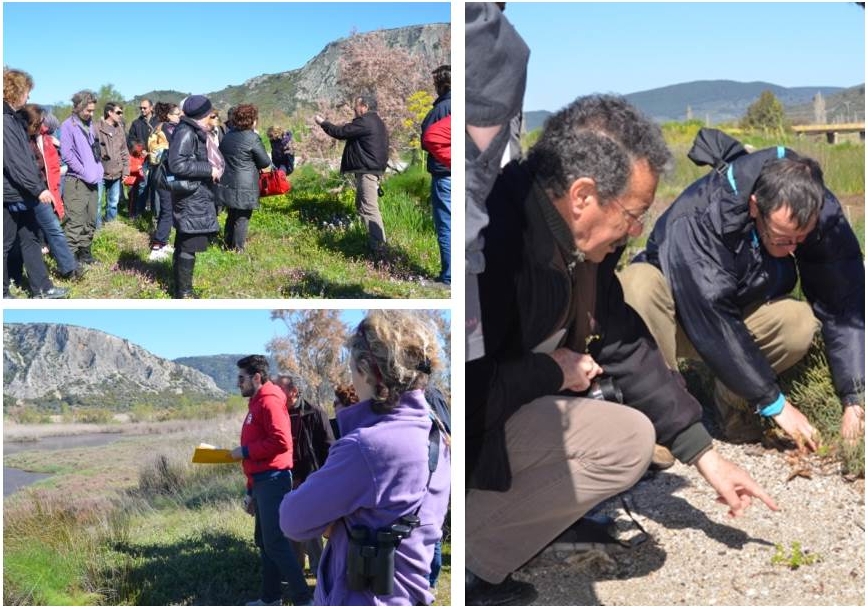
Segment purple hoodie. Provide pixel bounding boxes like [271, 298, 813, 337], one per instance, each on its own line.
[279, 389, 450, 606]
[60, 115, 104, 185]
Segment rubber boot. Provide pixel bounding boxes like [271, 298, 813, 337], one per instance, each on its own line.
[174, 253, 196, 299]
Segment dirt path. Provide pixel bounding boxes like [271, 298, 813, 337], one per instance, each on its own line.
[516, 440, 864, 606]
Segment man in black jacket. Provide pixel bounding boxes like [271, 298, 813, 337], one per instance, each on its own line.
[620, 129, 865, 448]
[276, 375, 334, 574]
[315, 95, 389, 253]
[127, 98, 158, 216]
[465, 96, 777, 605]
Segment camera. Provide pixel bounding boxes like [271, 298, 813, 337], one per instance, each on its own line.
[346, 514, 420, 595]
[586, 376, 623, 403]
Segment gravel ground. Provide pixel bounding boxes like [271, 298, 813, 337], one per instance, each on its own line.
[516, 440, 864, 606]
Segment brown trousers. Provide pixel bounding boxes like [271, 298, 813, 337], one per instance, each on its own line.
[355, 173, 386, 248]
[617, 262, 820, 374]
[466, 397, 655, 583]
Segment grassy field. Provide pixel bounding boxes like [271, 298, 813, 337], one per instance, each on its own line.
[13, 163, 448, 299]
[3, 419, 451, 606]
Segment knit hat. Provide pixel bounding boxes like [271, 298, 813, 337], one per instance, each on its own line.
[182, 95, 212, 120]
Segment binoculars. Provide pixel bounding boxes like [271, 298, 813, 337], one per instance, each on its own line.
[346, 514, 421, 595]
[587, 376, 624, 403]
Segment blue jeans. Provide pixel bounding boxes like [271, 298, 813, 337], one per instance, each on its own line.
[33, 202, 76, 275]
[429, 537, 443, 588]
[252, 472, 312, 605]
[96, 178, 122, 228]
[430, 174, 451, 284]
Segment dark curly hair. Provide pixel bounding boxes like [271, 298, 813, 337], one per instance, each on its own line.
[232, 104, 258, 131]
[528, 94, 671, 203]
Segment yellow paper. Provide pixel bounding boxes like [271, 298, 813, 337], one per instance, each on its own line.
[192, 443, 240, 464]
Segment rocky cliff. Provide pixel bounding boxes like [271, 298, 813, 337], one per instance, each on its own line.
[3, 323, 226, 410]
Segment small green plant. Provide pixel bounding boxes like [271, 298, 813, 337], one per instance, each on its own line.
[771, 541, 820, 569]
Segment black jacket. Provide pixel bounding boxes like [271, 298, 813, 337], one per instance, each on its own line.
[4, 101, 47, 205]
[167, 117, 218, 235]
[639, 129, 865, 408]
[467, 161, 712, 492]
[127, 114, 157, 150]
[289, 398, 335, 485]
[421, 91, 451, 176]
[320, 111, 388, 175]
[215, 130, 271, 210]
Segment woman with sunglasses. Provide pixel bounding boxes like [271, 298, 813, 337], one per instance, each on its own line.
[279, 311, 451, 605]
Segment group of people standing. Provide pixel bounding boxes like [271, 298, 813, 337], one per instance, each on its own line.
[229, 311, 451, 606]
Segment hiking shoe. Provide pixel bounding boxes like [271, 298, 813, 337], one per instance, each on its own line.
[32, 286, 69, 299]
[244, 600, 281, 606]
[60, 265, 86, 281]
[650, 444, 675, 470]
[148, 245, 172, 261]
[466, 570, 538, 606]
[713, 381, 764, 443]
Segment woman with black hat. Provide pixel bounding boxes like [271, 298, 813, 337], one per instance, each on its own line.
[165, 94, 224, 298]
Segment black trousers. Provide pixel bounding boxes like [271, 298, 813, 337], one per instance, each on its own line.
[4, 206, 52, 294]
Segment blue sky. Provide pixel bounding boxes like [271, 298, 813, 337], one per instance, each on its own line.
[502, 2, 866, 111]
[3, 2, 451, 105]
[2, 309, 367, 360]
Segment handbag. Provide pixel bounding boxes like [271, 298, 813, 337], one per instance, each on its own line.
[259, 168, 291, 197]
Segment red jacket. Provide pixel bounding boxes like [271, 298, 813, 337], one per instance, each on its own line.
[421, 114, 451, 169]
[240, 381, 294, 490]
[37, 128, 64, 219]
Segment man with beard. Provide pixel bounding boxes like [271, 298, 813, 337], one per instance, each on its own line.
[230, 355, 312, 606]
[60, 89, 103, 265]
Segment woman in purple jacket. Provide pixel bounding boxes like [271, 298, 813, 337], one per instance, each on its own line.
[279, 311, 451, 606]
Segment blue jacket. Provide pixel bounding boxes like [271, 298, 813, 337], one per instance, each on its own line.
[638, 129, 864, 408]
[421, 91, 450, 176]
[279, 389, 450, 606]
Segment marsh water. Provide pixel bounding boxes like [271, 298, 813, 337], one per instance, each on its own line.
[4, 432, 130, 497]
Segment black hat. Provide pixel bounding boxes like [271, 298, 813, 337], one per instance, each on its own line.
[183, 95, 212, 120]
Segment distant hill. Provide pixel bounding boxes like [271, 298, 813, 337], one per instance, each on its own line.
[131, 23, 449, 119]
[3, 323, 226, 412]
[523, 80, 859, 131]
[175, 354, 280, 394]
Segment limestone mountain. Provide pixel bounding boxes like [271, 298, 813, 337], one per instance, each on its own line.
[3, 323, 226, 411]
[134, 23, 450, 120]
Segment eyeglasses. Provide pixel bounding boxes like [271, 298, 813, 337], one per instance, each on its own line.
[611, 198, 650, 231]
[755, 213, 804, 247]
[209, 114, 219, 119]
[237, 374, 251, 382]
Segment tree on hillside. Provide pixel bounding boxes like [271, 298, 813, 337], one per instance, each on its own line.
[335, 29, 435, 162]
[741, 90, 788, 134]
[266, 310, 350, 408]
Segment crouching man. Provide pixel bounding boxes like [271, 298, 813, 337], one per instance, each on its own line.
[619, 129, 864, 448]
[465, 96, 778, 606]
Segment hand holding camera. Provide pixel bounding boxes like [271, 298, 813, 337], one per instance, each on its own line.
[550, 348, 603, 392]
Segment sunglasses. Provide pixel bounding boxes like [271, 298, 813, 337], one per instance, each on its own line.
[209, 114, 219, 119]
[114, 110, 124, 115]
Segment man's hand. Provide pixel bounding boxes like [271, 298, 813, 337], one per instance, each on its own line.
[38, 189, 53, 204]
[230, 446, 244, 460]
[695, 448, 779, 517]
[549, 348, 603, 393]
[314, 114, 325, 125]
[772, 400, 818, 453]
[841, 404, 865, 444]
[211, 166, 221, 182]
[243, 495, 256, 516]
